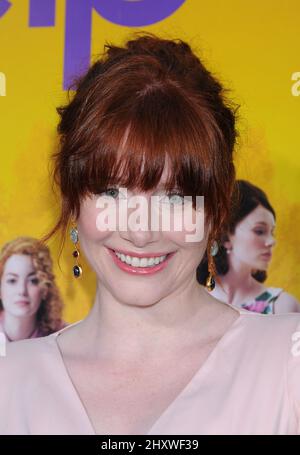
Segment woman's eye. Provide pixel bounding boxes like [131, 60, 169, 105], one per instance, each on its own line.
[30, 278, 39, 285]
[99, 187, 129, 200]
[254, 230, 265, 235]
[100, 188, 120, 199]
[7, 278, 16, 284]
[160, 192, 185, 205]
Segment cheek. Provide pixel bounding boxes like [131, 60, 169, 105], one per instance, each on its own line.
[0, 282, 13, 301]
[28, 286, 43, 302]
[249, 234, 264, 249]
[166, 228, 205, 266]
[171, 207, 205, 244]
[77, 204, 112, 244]
[235, 235, 264, 262]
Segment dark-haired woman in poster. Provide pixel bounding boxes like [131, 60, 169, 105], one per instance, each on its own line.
[197, 180, 300, 314]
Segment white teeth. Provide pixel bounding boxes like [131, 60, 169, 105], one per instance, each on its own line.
[131, 257, 140, 267]
[114, 251, 167, 267]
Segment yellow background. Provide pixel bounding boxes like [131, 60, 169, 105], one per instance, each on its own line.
[0, 0, 299, 322]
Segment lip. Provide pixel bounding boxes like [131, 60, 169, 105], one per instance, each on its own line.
[15, 300, 30, 305]
[108, 248, 173, 258]
[106, 247, 176, 275]
[261, 253, 272, 260]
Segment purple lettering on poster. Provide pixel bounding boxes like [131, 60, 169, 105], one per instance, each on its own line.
[64, 0, 93, 90]
[64, 0, 186, 90]
[94, 0, 186, 27]
[0, 0, 11, 18]
[29, 0, 56, 27]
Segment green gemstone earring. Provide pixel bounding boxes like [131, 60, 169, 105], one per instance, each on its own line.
[70, 226, 82, 278]
[205, 240, 218, 292]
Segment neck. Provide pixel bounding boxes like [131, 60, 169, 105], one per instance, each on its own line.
[216, 261, 264, 305]
[79, 277, 217, 362]
[2, 312, 37, 341]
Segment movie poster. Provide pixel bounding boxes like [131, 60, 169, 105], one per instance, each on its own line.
[0, 0, 300, 439]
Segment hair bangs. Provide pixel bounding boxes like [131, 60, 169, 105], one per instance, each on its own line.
[84, 83, 219, 204]
[43, 34, 238, 250]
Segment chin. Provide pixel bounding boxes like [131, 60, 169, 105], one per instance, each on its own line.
[254, 263, 268, 272]
[8, 308, 29, 318]
[112, 285, 168, 308]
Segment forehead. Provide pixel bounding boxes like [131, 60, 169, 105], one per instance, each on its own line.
[109, 154, 174, 189]
[155, 160, 171, 183]
[3, 254, 34, 274]
[240, 205, 275, 228]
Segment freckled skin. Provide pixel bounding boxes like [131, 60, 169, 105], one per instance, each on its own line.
[76, 166, 207, 308]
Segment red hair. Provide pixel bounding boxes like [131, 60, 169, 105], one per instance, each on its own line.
[0, 237, 65, 334]
[42, 33, 239, 254]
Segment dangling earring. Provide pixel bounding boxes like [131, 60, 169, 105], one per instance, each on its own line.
[205, 240, 218, 292]
[70, 225, 82, 278]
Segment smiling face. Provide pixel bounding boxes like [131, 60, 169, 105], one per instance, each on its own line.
[76, 165, 207, 307]
[224, 205, 276, 272]
[0, 254, 45, 318]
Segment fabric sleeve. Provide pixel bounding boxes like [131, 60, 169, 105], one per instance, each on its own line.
[287, 318, 300, 433]
[0, 344, 18, 434]
[0, 340, 33, 434]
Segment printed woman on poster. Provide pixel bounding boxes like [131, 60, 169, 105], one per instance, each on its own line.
[197, 180, 300, 314]
[0, 237, 67, 342]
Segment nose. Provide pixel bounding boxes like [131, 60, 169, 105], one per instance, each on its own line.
[119, 228, 159, 248]
[265, 234, 276, 248]
[118, 193, 160, 248]
[17, 279, 28, 296]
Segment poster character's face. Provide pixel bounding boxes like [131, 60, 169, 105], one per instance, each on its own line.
[76, 165, 207, 307]
[0, 254, 45, 318]
[224, 205, 276, 272]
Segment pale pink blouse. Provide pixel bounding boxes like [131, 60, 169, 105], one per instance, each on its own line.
[0, 311, 68, 340]
[0, 305, 300, 435]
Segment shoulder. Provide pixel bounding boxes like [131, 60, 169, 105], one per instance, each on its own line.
[0, 334, 62, 434]
[1, 332, 54, 356]
[235, 311, 300, 353]
[0, 321, 79, 388]
[241, 312, 300, 427]
[284, 313, 300, 427]
[239, 310, 300, 332]
[0, 335, 57, 394]
[274, 291, 300, 314]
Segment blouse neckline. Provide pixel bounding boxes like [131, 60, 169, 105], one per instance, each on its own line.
[48, 302, 246, 435]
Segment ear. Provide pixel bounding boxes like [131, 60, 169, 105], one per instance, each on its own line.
[223, 239, 232, 250]
[220, 233, 232, 251]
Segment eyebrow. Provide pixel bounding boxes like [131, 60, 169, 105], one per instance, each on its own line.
[5, 272, 37, 277]
[254, 222, 275, 228]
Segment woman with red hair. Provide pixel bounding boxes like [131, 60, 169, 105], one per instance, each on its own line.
[0, 237, 66, 341]
[0, 34, 300, 435]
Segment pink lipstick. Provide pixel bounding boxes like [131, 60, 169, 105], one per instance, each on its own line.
[106, 247, 176, 275]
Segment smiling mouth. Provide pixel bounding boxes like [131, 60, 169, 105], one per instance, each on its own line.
[111, 249, 172, 268]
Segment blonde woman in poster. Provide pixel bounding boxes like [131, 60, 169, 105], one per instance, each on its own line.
[0, 237, 67, 341]
[0, 35, 300, 435]
[197, 180, 300, 314]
